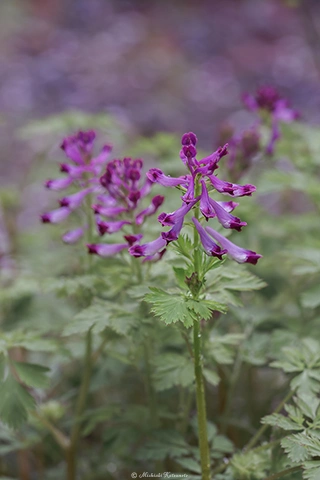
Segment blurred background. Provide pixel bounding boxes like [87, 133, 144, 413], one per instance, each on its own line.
[1, 0, 320, 183]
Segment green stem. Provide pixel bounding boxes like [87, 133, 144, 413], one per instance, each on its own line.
[191, 178, 211, 480]
[193, 319, 211, 480]
[143, 339, 158, 427]
[244, 389, 295, 451]
[67, 328, 93, 480]
[263, 465, 302, 480]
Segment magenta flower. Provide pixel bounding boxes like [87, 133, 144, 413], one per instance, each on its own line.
[129, 132, 261, 264]
[42, 130, 112, 243]
[206, 226, 262, 265]
[97, 220, 131, 236]
[87, 242, 129, 257]
[192, 218, 227, 260]
[129, 236, 167, 258]
[243, 86, 299, 155]
[41, 207, 71, 224]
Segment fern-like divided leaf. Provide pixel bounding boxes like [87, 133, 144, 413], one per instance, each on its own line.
[144, 287, 226, 328]
[0, 375, 35, 429]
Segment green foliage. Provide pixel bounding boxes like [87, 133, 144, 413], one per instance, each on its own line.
[152, 352, 194, 391]
[0, 374, 35, 429]
[144, 287, 227, 328]
[271, 339, 320, 395]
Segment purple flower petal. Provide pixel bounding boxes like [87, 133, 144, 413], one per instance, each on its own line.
[135, 195, 165, 225]
[97, 220, 131, 235]
[158, 198, 198, 226]
[206, 226, 262, 265]
[45, 177, 74, 191]
[59, 188, 92, 210]
[62, 227, 85, 244]
[199, 180, 216, 220]
[146, 168, 187, 187]
[129, 236, 167, 257]
[143, 249, 166, 263]
[208, 175, 256, 197]
[192, 218, 227, 260]
[41, 207, 71, 224]
[216, 201, 239, 212]
[124, 234, 143, 246]
[181, 175, 195, 204]
[161, 217, 184, 243]
[87, 242, 128, 257]
[209, 197, 247, 231]
[60, 164, 88, 178]
[92, 204, 127, 217]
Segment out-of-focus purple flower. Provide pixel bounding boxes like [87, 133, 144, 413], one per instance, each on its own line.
[129, 236, 167, 258]
[45, 177, 74, 191]
[192, 218, 227, 260]
[42, 130, 112, 244]
[206, 226, 262, 265]
[87, 242, 129, 257]
[135, 195, 165, 225]
[59, 188, 92, 211]
[92, 204, 127, 217]
[62, 227, 86, 244]
[41, 207, 71, 224]
[243, 86, 299, 155]
[97, 219, 131, 235]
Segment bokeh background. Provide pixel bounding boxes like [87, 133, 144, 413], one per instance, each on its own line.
[1, 0, 320, 185]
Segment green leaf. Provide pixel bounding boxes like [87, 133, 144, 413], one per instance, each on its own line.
[303, 461, 320, 480]
[63, 300, 136, 336]
[152, 353, 194, 391]
[12, 361, 50, 389]
[175, 457, 201, 474]
[144, 288, 194, 328]
[136, 430, 191, 461]
[262, 413, 302, 431]
[0, 375, 35, 429]
[209, 334, 244, 365]
[173, 235, 193, 260]
[173, 267, 189, 290]
[281, 433, 311, 463]
[301, 286, 320, 309]
[203, 368, 220, 386]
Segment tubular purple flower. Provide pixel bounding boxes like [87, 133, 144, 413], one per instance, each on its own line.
[158, 198, 198, 226]
[60, 163, 89, 178]
[181, 132, 197, 146]
[61, 130, 96, 165]
[181, 175, 195, 204]
[208, 174, 256, 197]
[124, 234, 143, 246]
[135, 195, 165, 225]
[142, 249, 166, 263]
[87, 242, 128, 257]
[199, 180, 216, 220]
[92, 204, 127, 217]
[59, 188, 92, 211]
[192, 218, 227, 260]
[96, 194, 117, 207]
[146, 168, 187, 187]
[45, 177, 74, 191]
[41, 207, 71, 224]
[216, 201, 239, 212]
[205, 226, 262, 265]
[62, 227, 85, 244]
[161, 216, 184, 243]
[208, 197, 247, 231]
[97, 219, 131, 235]
[129, 236, 167, 258]
[195, 144, 228, 175]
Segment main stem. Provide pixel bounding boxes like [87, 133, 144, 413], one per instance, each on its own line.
[67, 328, 92, 480]
[192, 180, 211, 480]
[193, 319, 211, 480]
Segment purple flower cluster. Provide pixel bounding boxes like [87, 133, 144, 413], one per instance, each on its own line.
[129, 133, 262, 265]
[88, 157, 165, 258]
[243, 86, 299, 155]
[41, 131, 165, 259]
[41, 131, 112, 243]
